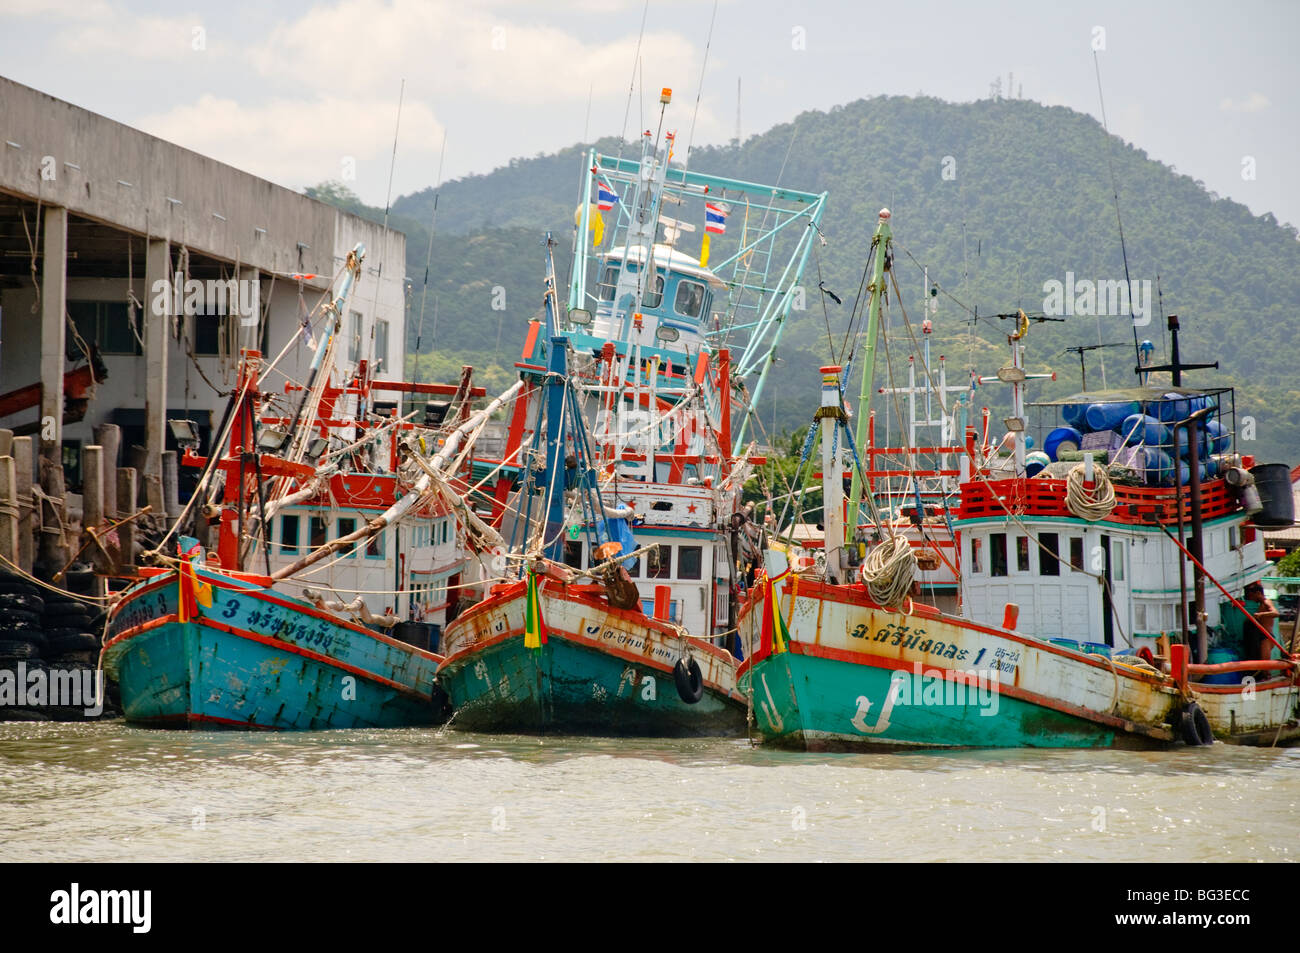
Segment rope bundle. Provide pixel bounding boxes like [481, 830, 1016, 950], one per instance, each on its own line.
[859, 534, 917, 608]
[1064, 463, 1117, 521]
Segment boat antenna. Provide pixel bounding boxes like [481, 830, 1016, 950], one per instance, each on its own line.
[682, 0, 719, 168]
[414, 132, 448, 383]
[365, 78, 405, 383]
[1092, 51, 1142, 380]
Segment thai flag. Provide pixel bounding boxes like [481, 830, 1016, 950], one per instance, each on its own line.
[597, 183, 618, 211]
[705, 201, 728, 234]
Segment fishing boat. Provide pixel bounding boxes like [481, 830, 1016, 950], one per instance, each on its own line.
[737, 210, 1299, 750]
[101, 245, 507, 729]
[436, 89, 827, 735]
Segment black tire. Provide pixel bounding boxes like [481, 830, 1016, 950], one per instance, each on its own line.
[42, 601, 94, 619]
[0, 581, 38, 597]
[0, 640, 40, 660]
[673, 658, 704, 705]
[0, 610, 43, 631]
[1180, 703, 1214, 746]
[43, 627, 93, 643]
[48, 633, 100, 655]
[0, 592, 44, 614]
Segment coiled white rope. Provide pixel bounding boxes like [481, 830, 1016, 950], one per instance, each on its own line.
[859, 534, 917, 608]
[1065, 463, 1116, 521]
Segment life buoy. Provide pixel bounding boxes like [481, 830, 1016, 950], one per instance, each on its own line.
[1179, 702, 1214, 746]
[673, 658, 704, 704]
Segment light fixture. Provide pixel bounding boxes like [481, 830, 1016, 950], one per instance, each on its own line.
[568, 308, 593, 326]
[655, 324, 680, 343]
[305, 436, 329, 459]
[168, 419, 199, 446]
[256, 427, 288, 452]
[1003, 416, 1026, 433]
[995, 365, 1026, 383]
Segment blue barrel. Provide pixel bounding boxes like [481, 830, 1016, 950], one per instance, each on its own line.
[1155, 394, 1193, 422]
[1169, 427, 1209, 460]
[1250, 463, 1296, 527]
[1062, 404, 1088, 429]
[1025, 450, 1050, 477]
[1044, 426, 1083, 461]
[1085, 401, 1141, 432]
[1203, 647, 1242, 685]
[1121, 413, 1169, 446]
[1206, 419, 1230, 454]
[1142, 447, 1176, 484]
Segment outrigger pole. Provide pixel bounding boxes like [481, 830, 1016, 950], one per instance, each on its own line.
[846, 210, 893, 531]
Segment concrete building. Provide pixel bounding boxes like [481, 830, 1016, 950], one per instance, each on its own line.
[0, 76, 406, 567]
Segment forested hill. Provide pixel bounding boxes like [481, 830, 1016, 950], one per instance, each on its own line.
[308, 94, 1300, 464]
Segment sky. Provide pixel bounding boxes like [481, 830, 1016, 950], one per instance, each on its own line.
[1, 0, 1297, 228]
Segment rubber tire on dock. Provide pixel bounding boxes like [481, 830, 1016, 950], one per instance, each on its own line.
[46, 632, 100, 656]
[673, 658, 704, 704]
[0, 610, 43, 632]
[0, 639, 41, 660]
[0, 592, 44, 614]
[1180, 703, 1214, 746]
[43, 601, 93, 619]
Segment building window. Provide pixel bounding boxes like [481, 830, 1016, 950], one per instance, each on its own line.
[1069, 537, 1085, 572]
[1016, 536, 1031, 573]
[192, 312, 223, 356]
[1039, 533, 1060, 576]
[68, 300, 142, 357]
[374, 319, 389, 372]
[281, 515, 300, 555]
[647, 544, 672, 579]
[347, 310, 362, 363]
[310, 516, 328, 549]
[990, 533, 1008, 577]
[679, 545, 703, 580]
[970, 536, 982, 574]
[674, 280, 706, 318]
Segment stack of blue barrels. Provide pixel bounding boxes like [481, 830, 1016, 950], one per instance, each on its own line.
[1042, 394, 1230, 487]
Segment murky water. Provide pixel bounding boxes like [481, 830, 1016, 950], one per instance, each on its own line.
[0, 722, 1295, 862]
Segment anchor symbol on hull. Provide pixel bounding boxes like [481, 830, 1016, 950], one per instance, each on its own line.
[851, 674, 906, 735]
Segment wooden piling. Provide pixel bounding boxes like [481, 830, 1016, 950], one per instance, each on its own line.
[0, 456, 18, 566]
[117, 467, 138, 570]
[12, 437, 33, 573]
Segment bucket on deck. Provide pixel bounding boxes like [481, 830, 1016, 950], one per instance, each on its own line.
[392, 621, 434, 652]
[1203, 646, 1243, 685]
[1250, 463, 1296, 527]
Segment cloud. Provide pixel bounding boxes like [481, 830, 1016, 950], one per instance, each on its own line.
[132, 94, 445, 194]
[1219, 92, 1270, 113]
[247, 0, 699, 106]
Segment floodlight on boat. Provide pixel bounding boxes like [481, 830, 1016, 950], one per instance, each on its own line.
[168, 419, 200, 445]
[568, 308, 593, 327]
[655, 325, 680, 343]
[304, 436, 329, 459]
[256, 427, 288, 452]
[1003, 416, 1026, 433]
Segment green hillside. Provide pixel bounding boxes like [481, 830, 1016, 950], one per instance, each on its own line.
[309, 95, 1300, 464]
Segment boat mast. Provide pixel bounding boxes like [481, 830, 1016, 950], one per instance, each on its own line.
[846, 209, 892, 531]
[818, 364, 847, 582]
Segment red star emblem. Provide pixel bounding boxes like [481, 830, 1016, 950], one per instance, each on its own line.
[687, 503, 697, 514]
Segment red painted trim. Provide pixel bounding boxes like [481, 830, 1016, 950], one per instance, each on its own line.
[133, 712, 281, 731]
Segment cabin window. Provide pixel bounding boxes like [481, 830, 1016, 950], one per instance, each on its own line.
[627, 553, 641, 577]
[1134, 603, 1146, 630]
[647, 544, 672, 579]
[337, 517, 357, 557]
[1039, 533, 1060, 576]
[1229, 526, 1239, 550]
[599, 265, 620, 301]
[679, 545, 703, 580]
[366, 530, 384, 559]
[674, 280, 707, 318]
[281, 515, 301, 555]
[969, 536, 982, 574]
[990, 533, 1008, 577]
[1069, 537, 1085, 572]
[1016, 536, 1031, 573]
[310, 516, 328, 549]
[1113, 543, 1124, 581]
[563, 540, 584, 569]
[643, 274, 665, 309]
